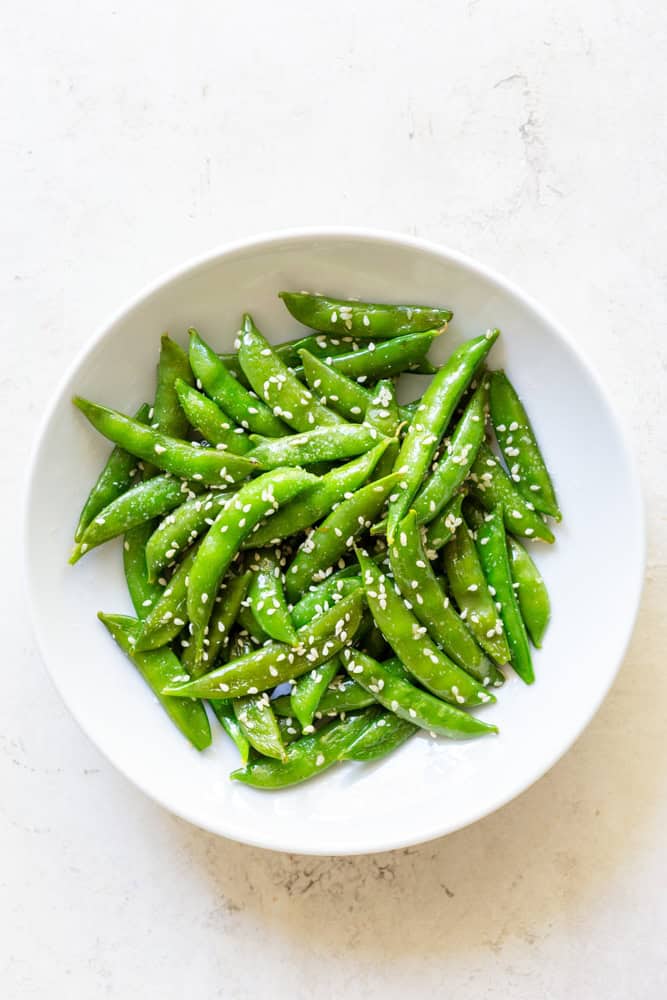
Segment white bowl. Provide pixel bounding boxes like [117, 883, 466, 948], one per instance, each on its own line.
[25, 229, 644, 855]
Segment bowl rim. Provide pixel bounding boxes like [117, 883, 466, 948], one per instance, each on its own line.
[23, 226, 646, 854]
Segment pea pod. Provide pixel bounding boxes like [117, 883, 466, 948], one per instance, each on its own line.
[508, 535, 550, 647]
[174, 379, 252, 454]
[247, 551, 297, 644]
[364, 379, 402, 479]
[73, 397, 260, 486]
[237, 602, 271, 644]
[217, 332, 362, 381]
[98, 613, 211, 750]
[317, 331, 439, 381]
[342, 649, 497, 740]
[182, 569, 252, 677]
[300, 349, 410, 425]
[186, 469, 317, 666]
[390, 510, 502, 686]
[124, 521, 165, 618]
[356, 550, 494, 707]
[386, 331, 499, 543]
[277, 715, 303, 744]
[145, 490, 232, 581]
[290, 573, 362, 629]
[285, 473, 402, 603]
[473, 508, 534, 684]
[135, 541, 203, 652]
[141, 336, 196, 478]
[248, 424, 386, 469]
[231, 709, 381, 789]
[290, 655, 341, 729]
[272, 676, 375, 717]
[423, 493, 465, 553]
[163, 589, 365, 698]
[442, 522, 510, 665]
[411, 383, 486, 525]
[489, 370, 561, 520]
[232, 691, 287, 760]
[279, 291, 452, 337]
[342, 710, 417, 761]
[238, 314, 345, 431]
[469, 442, 555, 543]
[210, 699, 250, 762]
[189, 329, 288, 437]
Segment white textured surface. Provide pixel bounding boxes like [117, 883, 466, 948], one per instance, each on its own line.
[3, 1, 665, 996]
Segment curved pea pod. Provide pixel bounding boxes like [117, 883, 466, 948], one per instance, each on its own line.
[247, 551, 297, 644]
[279, 291, 452, 337]
[285, 473, 402, 603]
[186, 469, 317, 666]
[124, 521, 165, 618]
[174, 379, 252, 454]
[474, 508, 534, 684]
[98, 613, 211, 750]
[237, 314, 344, 431]
[342, 649, 497, 740]
[386, 331, 499, 544]
[230, 709, 381, 789]
[423, 493, 466, 553]
[72, 397, 261, 486]
[248, 424, 386, 469]
[163, 589, 365, 698]
[390, 511, 502, 687]
[290, 573, 362, 629]
[318, 331, 439, 381]
[341, 710, 417, 761]
[232, 691, 287, 761]
[300, 348, 376, 422]
[145, 490, 232, 580]
[182, 569, 252, 677]
[74, 403, 149, 542]
[243, 442, 388, 549]
[469, 442, 554, 542]
[134, 541, 203, 652]
[70, 475, 197, 563]
[412, 383, 486, 525]
[508, 536, 550, 647]
[290, 655, 341, 729]
[489, 370, 561, 520]
[272, 675, 375, 716]
[442, 521, 510, 666]
[217, 332, 358, 379]
[356, 550, 494, 707]
[189, 329, 288, 437]
[210, 700, 250, 763]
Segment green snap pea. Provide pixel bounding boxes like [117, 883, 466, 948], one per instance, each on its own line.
[508, 535, 550, 647]
[134, 541, 203, 652]
[163, 589, 365, 699]
[285, 473, 402, 604]
[356, 550, 494, 707]
[279, 291, 453, 337]
[123, 521, 165, 618]
[145, 490, 232, 581]
[238, 314, 345, 431]
[442, 521, 510, 665]
[182, 569, 252, 677]
[189, 329, 288, 437]
[299, 350, 410, 425]
[489, 370, 561, 520]
[290, 655, 341, 729]
[232, 691, 287, 761]
[342, 709, 417, 761]
[209, 700, 250, 762]
[74, 403, 149, 542]
[364, 379, 402, 479]
[343, 649, 497, 740]
[73, 397, 260, 487]
[317, 331, 440, 381]
[237, 600, 271, 644]
[174, 379, 252, 454]
[248, 424, 386, 469]
[70, 475, 197, 563]
[473, 508, 534, 684]
[231, 709, 381, 789]
[423, 493, 466, 553]
[273, 675, 375, 717]
[290, 573, 362, 629]
[386, 331, 499, 543]
[217, 333, 361, 382]
[243, 442, 388, 549]
[390, 510, 502, 686]
[276, 715, 303, 744]
[186, 469, 317, 667]
[153, 335, 195, 437]
[411, 383, 486, 525]
[98, 613, 211, 750]
[247, 551, 297, 644]
[469, 442, 555, 543]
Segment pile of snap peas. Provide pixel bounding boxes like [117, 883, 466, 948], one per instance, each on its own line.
[71, 290, 560, 789]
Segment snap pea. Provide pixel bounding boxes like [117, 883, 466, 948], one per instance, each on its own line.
[386, 331, 499, 543]
[442, 521, 510, 665]
[248, 424, 386, 469]
[186, 469, 316, 666]
[423, 493, 466, 553]
[469, 442, 555, 543]
[272, 676, 375, 717]
[411, 383, 486, 525]
[473, 508, 534, 684]
[70, 475, 197, 563]
[247, 551, 297, 644]
[123, 521, 165, 618]
[343, 649, 497, 740]
[145, 490, 232, 581]
[209, 699, 250, 763]
[364, 379, 402, 479]
[390, 510, 502, 686]
[356, 550, 494, 707]
[318, 331, 439, 381]
[342, 710, 417, 761]
[242, 442, 388, 549]
[290, 573, 362, 629]
[74, 403, 149, 542]
[153, 334, 195, 438]
[276, 715, 303, 744]
[238, 314, 345, 431]
[231, 709, 381, 789]
[232, 691, 287, 761]
[237, 600, 271, 644]
[279, 291, 453, 337]
[98, 613, 211, 750]
[508, 535, 550, 647]
[217, 333, 361, 383]
[182, 569, 252, 677]
[290, 655, 341, 729]
[299, 349, 410, 425]
[489, 370, 561, 520]
[134, 541, 203, 652]
[163, 589, 365, 698]
[174, 379, 252, 454]
[285, 473, 402, 603]
[189, 329, 288, 437]
[73, 397, 260, 486]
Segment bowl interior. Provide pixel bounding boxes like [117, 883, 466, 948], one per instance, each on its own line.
[25, 232, 643, 854]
